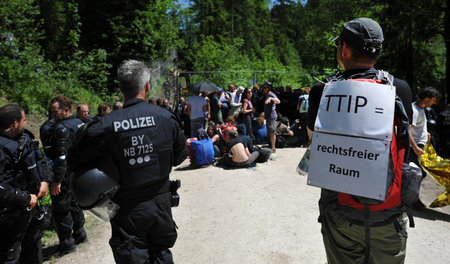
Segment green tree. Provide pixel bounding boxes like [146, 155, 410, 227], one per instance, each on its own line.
[78, 0, 182, 91]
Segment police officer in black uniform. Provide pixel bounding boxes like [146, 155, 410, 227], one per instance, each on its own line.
[48, 96, 87, 256]
[0, 104, 51, 264]
[69, 60, 188, 264]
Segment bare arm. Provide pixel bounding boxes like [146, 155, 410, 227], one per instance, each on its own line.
[245, 147, 251, 157]
[242, 101, 254, 114]
[409, 124, 425, 156]
[186, 104, 192, 117]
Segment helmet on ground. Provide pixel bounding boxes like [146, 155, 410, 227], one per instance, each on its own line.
[71, 168, 120, 209]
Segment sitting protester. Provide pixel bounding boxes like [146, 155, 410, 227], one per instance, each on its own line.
[253, 115, 268, 144]
[189, 129, 215, 167]
[223, 130, 259, 168]
[237, 123, 254, 151]
[275, 116, 296, 148]
[221, 115, 238, 142]
[207, 124, 225, 157]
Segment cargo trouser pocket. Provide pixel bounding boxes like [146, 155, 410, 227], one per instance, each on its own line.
[109, 225, 149, 264]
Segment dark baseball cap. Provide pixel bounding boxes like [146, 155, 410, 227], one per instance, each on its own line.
[229, 130, 238, 137]
[334, 18, 383, 53]
[262, 81, 272, 88]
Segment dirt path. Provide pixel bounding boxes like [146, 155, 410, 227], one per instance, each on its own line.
[45, 147, 450, 264]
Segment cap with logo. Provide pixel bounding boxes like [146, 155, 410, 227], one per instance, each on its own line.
[335, 17, 383, 54]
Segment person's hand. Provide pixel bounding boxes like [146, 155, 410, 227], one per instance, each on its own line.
[29, 194, 37, 208]
[265, 97, 272, 104]
[427, 132, 431, 141]
[414, 147, 425, 157]
[252, 108, 256, 112]
[37, 181, 49, 199]
[51, 182, 62, 196]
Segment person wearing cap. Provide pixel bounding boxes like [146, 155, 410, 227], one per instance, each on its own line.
[228, 86, 244, 116]
[307, 18, 413, 264]
[262, 81, 281, 153]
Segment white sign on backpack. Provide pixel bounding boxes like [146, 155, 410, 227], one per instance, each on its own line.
[314, 80, 396, 140]
[308, 132, 391, 200]
[307, 79, 396, 200]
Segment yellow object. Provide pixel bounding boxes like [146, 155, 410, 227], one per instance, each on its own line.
[420, 141, 450, 207]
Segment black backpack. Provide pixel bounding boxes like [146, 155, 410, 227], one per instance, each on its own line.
[254, 146, 271, 163]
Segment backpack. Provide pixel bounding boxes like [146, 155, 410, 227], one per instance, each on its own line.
[299, 94, 309, 113]
[308, 70, 414, 222]
[190, 138, 215, 166]
[255, 147, 271, 163]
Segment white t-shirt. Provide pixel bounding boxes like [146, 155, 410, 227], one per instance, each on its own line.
[187, 96, 207, 119]
[411, 103, 428, 145]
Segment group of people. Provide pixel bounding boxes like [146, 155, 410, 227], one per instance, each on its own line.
[177, 81, 311, 159]
[1, 17, 449, 264]
[1, 60, 189, 263]
[1, 96, 90, 264]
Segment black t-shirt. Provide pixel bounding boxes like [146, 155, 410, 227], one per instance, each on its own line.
[307, 68, 413, 131]
[225, 137, 247, 153]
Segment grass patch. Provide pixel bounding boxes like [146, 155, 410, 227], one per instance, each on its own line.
[41, 211, 99, 247]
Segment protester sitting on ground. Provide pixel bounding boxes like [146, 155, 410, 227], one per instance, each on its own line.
[207, 123, 225, 157]
[223, 130, 259, 168]
[275, 116, 296, 148]
[237, 123, 254, 151]
[253, 114, 268, 144]
[148, 97, 156, 104]
[221, 115, 238, 142]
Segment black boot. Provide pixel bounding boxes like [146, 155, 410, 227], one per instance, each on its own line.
[73, 228, 88, 245]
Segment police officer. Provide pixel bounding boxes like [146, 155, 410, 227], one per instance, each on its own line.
[0, 104, 50, 263]
[69, 60, 188, 264]
[76, 104, 93, 124]
[40, 107, 55, 158]
[48, 96, 87, 256]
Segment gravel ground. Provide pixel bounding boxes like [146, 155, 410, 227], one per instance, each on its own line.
[44, 147, 450, 264]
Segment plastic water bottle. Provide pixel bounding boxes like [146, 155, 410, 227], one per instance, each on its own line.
[296, 148, 310, 176]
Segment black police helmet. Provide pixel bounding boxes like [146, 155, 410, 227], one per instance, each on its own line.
[71, 168, 120, 209]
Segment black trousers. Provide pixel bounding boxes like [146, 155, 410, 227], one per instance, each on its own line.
[298, 113, 309, 146]
[0, 209, 32, 263]
[20, 206, 45, 264]
[51, 182, 85, 247]
[109, 192, 177, 264]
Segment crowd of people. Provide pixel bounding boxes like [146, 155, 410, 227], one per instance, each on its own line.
[175, 82, 312, 169]
[2, 16, 450, 264]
